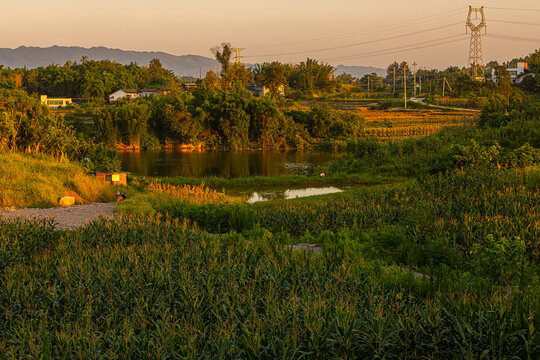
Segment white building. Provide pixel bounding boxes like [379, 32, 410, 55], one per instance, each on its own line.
[108, 89, 139, 103]
[108, 88, 169, 103]
[492, 62, 535, 84]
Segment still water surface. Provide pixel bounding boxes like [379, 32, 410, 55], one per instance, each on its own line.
[246, 187, 343, 204]
[120, 150, 341, 178]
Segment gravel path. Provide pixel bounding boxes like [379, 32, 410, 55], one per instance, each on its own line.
[0, 202, 117, 230]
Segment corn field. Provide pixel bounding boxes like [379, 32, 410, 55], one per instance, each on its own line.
[0, 215, 538, 358]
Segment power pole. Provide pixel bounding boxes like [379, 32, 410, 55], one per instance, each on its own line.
[404, 67, 407, 109]
[412, 62, 417, 96]
[443, 77, 446, 97]
[231, 48, 245, 65]
[466, 6, 487, 81]
[367, 75, 370, 97]
[393, 66, 396, 94]
[419, 70, 422, 94]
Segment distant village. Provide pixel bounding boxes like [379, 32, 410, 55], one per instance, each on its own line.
[40, 82, 284, 108]
[39, 62, 533, 108]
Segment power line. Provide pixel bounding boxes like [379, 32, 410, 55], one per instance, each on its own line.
[490, 19, 540, 27]
[486, 33, 540, 43]
[485, 7, 540, 12]
[321, 35, 467, 62]
[245, 22, 462, 58]
[247, 8, 464, 50]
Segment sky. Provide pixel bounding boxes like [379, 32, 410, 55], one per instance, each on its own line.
[1, 0, 539, 69]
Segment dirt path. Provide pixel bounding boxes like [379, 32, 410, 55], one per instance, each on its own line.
[0, 202, 117, 230]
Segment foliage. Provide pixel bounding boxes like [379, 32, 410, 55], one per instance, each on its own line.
[0, 216, 537, 358]
[0, 152, 115, 208]
[94, 101, 150, 148]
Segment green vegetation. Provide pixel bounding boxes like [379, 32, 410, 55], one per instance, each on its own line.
[0, 153, 115, 208]
[1, 48, 540, 357]
[0, 216, 537, 358]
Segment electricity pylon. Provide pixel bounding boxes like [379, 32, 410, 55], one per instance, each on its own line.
[466, 6, 487, 81]
[231, 48, 245, 65]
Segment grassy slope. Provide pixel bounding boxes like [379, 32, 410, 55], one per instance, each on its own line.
[0, 153, 115, 208]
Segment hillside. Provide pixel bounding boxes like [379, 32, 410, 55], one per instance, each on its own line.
[0, 46, 219, 77]
[334, 64, 386, 78]
[0, 46, 385, 79]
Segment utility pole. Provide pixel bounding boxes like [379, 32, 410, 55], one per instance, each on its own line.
[443, 77, 446, 97]
[412, 62, 417, 96]
[367, 75, 370, 98]
[419, 70, 422, 94]
[393, 66, 396, 94]
[466, 6, 487, 81]
[404, 67, 407, 109]
[231, 48, 245, 65]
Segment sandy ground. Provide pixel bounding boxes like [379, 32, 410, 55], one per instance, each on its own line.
[0, 202, 117, 230]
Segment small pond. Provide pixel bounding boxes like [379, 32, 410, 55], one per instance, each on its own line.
[246, 187, 343, 204]
[120, 150, 341, 178]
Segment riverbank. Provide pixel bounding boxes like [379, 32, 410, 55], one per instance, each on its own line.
[0, 153, 116, 208]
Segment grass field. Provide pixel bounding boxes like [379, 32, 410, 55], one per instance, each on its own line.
[0, 153, 115, 208]
[360, 108, 477, 140]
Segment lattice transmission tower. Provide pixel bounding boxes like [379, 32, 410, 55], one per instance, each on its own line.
[231, 48, 245, 65]
[466, 6, 487, 81]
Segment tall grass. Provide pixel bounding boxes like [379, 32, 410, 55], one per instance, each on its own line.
[0, 152, 115, 208]
[0, 216, 537, 358]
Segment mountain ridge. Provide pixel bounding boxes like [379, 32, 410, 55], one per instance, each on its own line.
[0, 46, 385, 78]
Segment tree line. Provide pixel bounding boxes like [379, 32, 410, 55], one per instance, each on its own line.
[92, 82, 364, 149]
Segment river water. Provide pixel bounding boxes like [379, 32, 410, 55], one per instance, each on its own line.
[120, 150, 341, 178]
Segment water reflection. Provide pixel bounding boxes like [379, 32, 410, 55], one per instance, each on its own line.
[120, 150, 340, 178]
[246, 187, 343, 204]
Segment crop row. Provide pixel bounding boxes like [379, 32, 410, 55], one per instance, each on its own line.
[0, 216, 537, 358]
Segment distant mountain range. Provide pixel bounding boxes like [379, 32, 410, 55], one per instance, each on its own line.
[0, 46, 219, 78]
[334, 65, 386, 78]
[0, 46, 385, 79]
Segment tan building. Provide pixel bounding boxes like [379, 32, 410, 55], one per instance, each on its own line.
[40, 95, 73, 108]
[247, 83, 285, 97]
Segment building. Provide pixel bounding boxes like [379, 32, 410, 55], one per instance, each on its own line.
[40, 95, 73, 108]
[139, 88, 169, 97]
[108, 89, 140, 103]
[94, 172, 127, 186]
[182, 83, 199, 91]
[492, 62, 536, 84]
[247, 83, 285, 97]
[108, 88, 169, 102]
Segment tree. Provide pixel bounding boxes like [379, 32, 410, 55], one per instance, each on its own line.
[224, 63, 253, 87]
[386, 61, 400, 79]
[253, 62, 290, 95]
[211, 43, 232, 75]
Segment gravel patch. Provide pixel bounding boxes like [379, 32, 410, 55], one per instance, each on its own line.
[0, 202, 118, 230]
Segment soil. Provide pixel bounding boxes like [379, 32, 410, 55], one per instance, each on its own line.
[0, 202, 117, 230]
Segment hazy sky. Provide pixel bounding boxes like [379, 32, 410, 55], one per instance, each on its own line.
[1, 0, 539, 69]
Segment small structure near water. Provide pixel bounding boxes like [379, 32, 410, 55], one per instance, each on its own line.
[94, 172, 127, 186]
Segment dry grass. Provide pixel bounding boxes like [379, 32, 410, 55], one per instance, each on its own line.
[359, 108, 477, 139]
[0, 152, 115, 208]
[147, 182, 240, 205]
